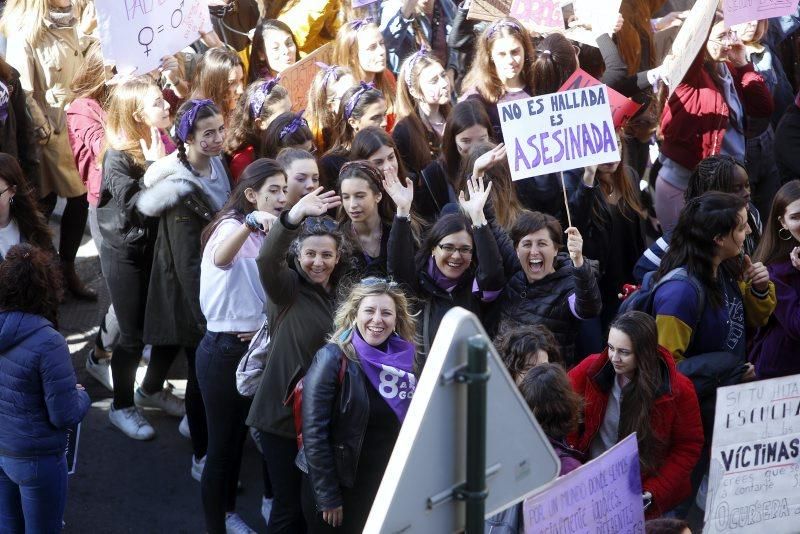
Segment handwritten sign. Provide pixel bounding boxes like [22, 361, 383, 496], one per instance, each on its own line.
[95, 0, 212, 76]
[280, 43, 334, 112]
[724, 0, 798, 28]
[664, 0, 718, 96]
[559, 68, 642, 128]
[510, 0, 564, 29]
[523, 433, 645, 533]
[563, 0, 623, 46]
[703, 375, 800, 534]
[65, 423, 81, 475]
[467, 0, 513, 22]
[498, 84, 620, 180]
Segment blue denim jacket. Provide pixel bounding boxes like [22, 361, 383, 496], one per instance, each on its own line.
[380, 0, 459, 74]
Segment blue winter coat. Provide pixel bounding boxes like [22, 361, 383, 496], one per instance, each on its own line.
[0, 311, 90, 457]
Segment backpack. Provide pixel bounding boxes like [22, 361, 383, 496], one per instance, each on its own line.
[284, 355, 347, 450]
[618, 267, 706, 348]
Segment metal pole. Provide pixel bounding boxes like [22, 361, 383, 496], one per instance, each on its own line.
[465, 336, 488, 533]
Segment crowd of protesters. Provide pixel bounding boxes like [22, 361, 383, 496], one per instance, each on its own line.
[0, 0, 799, 533]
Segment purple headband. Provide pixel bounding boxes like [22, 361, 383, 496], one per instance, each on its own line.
[344, 81, 379, 119]
[250, 77, 281, 119]
[488, 20, 521, 38]
[350, 17, 374, 31]
[177, 99, 215, 142]
[404, 46, 430, 88]
[279, 110, 308, 140]
[315, 62, 339, 88]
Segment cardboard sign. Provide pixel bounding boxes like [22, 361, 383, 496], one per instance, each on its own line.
[523, 433, 646, 534]
[510, 0, 564, 29]
[467, 0, 513, 22]
[279, 43, 334, 112]
[559, 68, 643, 128]
[703, 375, 800, 534]
[724, 0, 798, 28]
[95, 0, 212, 76]
[65, 423, 81, 475]
[664, 0, 718, 96]
[498, 84, 620, 180]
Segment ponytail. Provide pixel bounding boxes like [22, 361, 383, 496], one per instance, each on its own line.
[530, 34, 578, 97]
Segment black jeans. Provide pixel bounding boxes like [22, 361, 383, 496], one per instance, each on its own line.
[39, 192, 89, 262]
[101, 244, 169, 409]
[196, 332, 251, 533]
[259, 433, 305, 534]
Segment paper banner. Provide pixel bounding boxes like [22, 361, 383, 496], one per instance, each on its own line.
[498, 84, 620, 180]
[467, 0, 513, 22]
[724, 0, 798, 28]
[558, 68, 642, 128]
[510, 0, 564, 29]
[95, 0, 212, 76]
[279, 43, 334, 112]
[663, 0, 718, 96]
[523, 433, 646, 533]
[703, 374, 800, 534]
[562, 0, 624, 47]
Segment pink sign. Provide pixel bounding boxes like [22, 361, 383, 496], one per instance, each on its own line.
[558, 68, 643, 128]
[724, 0, 798, 27]
[509, 0, 564, 29]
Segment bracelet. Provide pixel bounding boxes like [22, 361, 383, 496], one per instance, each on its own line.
[244, 212, 262, 232]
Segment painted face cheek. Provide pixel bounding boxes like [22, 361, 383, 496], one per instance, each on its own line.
[200, 140, 209, 151]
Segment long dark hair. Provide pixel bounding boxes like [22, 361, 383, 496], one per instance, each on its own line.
[440, 100, 493, 184]
[0, 244, 62, 325]
[458, 142, 523, 230]
[260, 111, 313, 158]
[530, 33, 578, 97]
[336, 160, 395, 227]
[754, 180, 800, 266]
[609, 311, 665, 476]
[247, 19, 300, 83]
[414, 212, 475, 271]
[656, 192, 747, 308]
[174, 100, 223, 177]
[349, 126, 409, 181]
[326, 84, 385, 157]
[0, 155, 52, 252]
[200, 158, 286, 251]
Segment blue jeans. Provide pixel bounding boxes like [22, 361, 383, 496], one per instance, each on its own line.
[0, 454, 68, 533]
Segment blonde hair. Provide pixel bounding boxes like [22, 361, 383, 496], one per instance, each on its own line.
[0, 0, 50, 45]
[332, 20, 395, 112]
[69, 41, 108, 105]
[329, 279, 418, 361]
[104, 77, 163, 165]
[306, 65, 353, 154]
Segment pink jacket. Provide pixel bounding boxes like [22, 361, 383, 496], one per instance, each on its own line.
[66, 98, 106, 206]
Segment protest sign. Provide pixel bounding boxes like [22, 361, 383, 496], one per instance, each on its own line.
[703, 375, 800, 534]
[563, 0, 624, 47]
[509, 0, 564, 30]
[498, 84, 620, 180]
[65, 423, 81, 475]
[663, 0, 717, 96]
[95, 0, 212, 76]
[724, 0, 798, 28]
[280, 43, 334, 112]
[467, 0, 513, 22]
[559, 68, 642, 128]
[523, 433, 645, 533]
[352, 0, 378, 7]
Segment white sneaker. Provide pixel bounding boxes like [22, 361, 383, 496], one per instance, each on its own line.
[85, 350, 113, 391]
[261, 497, 273, 525]
[178, 415, 191, 439]
[134, 385, 185, 417]
[191, 455, 206, 482]
[225, 513, 256, 534]
[109, 405, 155, 440]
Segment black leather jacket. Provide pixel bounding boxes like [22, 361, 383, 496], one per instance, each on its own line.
[295, 343, 370, 511]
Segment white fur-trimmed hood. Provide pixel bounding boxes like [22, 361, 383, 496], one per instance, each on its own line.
[136, 153, 199, 217]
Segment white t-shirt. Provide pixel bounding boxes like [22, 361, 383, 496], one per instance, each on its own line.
[0, 218, 21, 259]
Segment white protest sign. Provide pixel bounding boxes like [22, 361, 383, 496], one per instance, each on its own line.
[95, 0, 212, 76]
[664, 0, 718, 96]
[498, 84, 619, 180]
[523, 433, 646, 533]
[564, 0, 623, 47]
[703, 374, 800, 534]
[724, 0, 799, 28]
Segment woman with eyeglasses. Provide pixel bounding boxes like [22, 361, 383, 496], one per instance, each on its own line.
[568, 311, 703, 519]
[297, 278, 418, 532]
[246, 186, 343, 532]
[384, 172, 505, 368]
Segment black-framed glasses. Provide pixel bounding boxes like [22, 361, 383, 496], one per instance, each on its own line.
[437, 244, 473, 256]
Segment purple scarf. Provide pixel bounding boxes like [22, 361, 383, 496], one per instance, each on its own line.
[426, 257, 501, 302]
[352, 330, 416, 422]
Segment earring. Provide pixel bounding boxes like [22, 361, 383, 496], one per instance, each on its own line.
[8, 197, 13, 206]
[779, 227, 793, 241]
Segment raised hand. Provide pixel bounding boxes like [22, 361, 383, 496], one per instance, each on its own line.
[565, 227, 584, 268]
[458, 174, 492, 226]
[473, 143, 506, 179]
[791, 247, 800, 272]
[743, 254, 769, 293]
[382, 174, 414, 217]
[287, 187, 341, 225]
[139, 127, 166, 162]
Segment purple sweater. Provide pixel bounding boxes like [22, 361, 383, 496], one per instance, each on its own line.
[749, 261, 800, 378]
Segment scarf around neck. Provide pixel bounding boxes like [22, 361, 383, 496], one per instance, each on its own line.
[47, 5, 76, 28]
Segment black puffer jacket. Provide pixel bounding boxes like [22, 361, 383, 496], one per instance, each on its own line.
[489, 253, 602, 367]
[295, 343, 370, 510]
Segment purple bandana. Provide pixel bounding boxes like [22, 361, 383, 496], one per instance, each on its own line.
[177, 99, 214, 142]
[350, 17, 374, 31]
[279, 110, 308, 140]
[0, 81, 8, 123]
[315, 62, 338, 87]
[404, 46, 430, 88]
[344, 81, 380, 119]
[488, 20, 521, 38]
[352, 329, 416, 422]
[250, 77, 281, 119]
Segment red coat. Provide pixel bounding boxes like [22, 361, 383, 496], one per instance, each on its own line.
[567, 347, 703, 518]
[660, 51, 773, 171]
